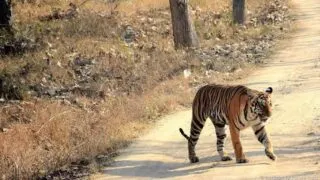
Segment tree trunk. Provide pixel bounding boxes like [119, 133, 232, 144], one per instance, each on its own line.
[169, 0, 199, 49]
[233, 0, 245, 24]
[0, 0, 11, 29]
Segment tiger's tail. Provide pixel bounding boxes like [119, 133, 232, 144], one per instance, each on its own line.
[179, 128, 190, 141]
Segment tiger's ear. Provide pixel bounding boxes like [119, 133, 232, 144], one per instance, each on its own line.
[265, 87, 273, 94]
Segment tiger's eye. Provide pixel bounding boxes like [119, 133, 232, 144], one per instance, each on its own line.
[258, 99, 265, 106]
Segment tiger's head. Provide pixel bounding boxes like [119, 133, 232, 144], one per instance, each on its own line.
[249, 87, 273, 122]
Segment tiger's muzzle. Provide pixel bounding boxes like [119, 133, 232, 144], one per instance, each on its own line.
[261, 109, 272, 122]
[260, 112, 272, 122]
[260, 116, 269, 122]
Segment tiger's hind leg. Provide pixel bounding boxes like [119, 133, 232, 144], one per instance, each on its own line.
[211, 119, 232, 161]
[187, 113, 206, 163]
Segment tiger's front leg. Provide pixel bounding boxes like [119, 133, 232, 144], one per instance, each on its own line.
[252, 123, 277, 161]
[229, 123, 248, 163]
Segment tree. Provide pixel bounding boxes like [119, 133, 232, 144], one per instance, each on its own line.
[0, 0, 11, 29]
[233, 0, 245, 24]
[169, 0, 199, 49]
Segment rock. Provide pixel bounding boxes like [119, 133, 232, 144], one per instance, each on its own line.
[247, 10, 252, 16]
[237, 53, 246, 61]
[217, 32, 226, 39]
[225, 44, 232, 50]
[42, 77, 47, 83]
[57, 61, 62, 67]
[204, 32, 212, 40]
[249, 17, 258, 27]
[140, 17, 146, 22]
[44, 142, 53, 151]
[239, 43, 248, 51]
[195, 6, 202, 15]
[108, 48, 117, 58]
[47, 89, 57, 97]
[231, 50, 241, 59]
[110, 31, 117, 38]
[234, 68, 243, 73]
[78, 158, 90, 166]
[184, 69, 191, 78]
[63, 99, 72, 105]
[74, 57, 94, 66]
[205, 70, 217, 77]
[232, 43, 240, 50]
[151, 26, 157, 31]
[214, 45, 222, 52]
[38, 170, 47, 177]
[254, 46, 263, 54]
[221, 48, 230, 56]
[66, 52, 79, 61]
[147, 18, 153, 23]
[1, 128, 9, 133]
[122, 25, 136, 43]
[45, 51, 53, 58]
[246, 53, 253, 59]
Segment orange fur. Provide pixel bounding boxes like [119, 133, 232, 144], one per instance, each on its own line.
[228, 94, 248, 161]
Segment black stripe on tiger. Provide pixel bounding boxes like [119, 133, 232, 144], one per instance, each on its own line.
[255, 126, 265, 135]
[258, 132, 267, 143]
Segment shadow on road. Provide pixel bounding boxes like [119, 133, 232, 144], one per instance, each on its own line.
[101, 136, 319, 179]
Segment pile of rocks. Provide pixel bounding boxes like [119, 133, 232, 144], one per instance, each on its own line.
[0, 36, 39, 56]
[40, 160, 91, 180]
[256, 0, 289, 24]
[29, 53, 105, 100]
[193, 33, 276, 72]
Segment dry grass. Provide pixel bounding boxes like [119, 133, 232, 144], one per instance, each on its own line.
[0, 0, 291, 178]
[12, 0, 266, 23]
[0, 77, 193, 179]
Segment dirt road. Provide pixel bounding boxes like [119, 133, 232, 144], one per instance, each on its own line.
[94, 0, 320, 179]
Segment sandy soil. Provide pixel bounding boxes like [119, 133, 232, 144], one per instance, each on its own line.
[94, 0, 320, 179]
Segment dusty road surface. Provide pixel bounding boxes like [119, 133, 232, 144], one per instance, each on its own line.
[94, 0, 320, 179]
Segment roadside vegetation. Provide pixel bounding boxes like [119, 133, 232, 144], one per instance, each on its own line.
[0, 0, 292, 179]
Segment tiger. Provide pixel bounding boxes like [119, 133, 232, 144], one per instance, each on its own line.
[179, 84, 276, 163]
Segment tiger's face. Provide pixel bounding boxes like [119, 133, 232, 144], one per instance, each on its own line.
[254, 87, 273, 122]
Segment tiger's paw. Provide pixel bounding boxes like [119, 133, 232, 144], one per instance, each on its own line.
[265, 149, 277, 161]
[236, 158, 249, 163]
[189, 156, 199, 163]
[221, 156, 233, 161]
